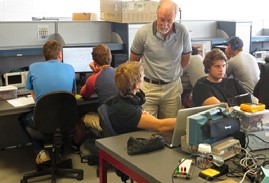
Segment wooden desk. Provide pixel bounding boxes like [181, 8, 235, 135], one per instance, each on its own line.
[96, 131, 255, 183]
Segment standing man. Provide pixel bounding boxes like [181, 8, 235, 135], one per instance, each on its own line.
[130, 0, 192, 118]
[225, 36, 260, 93]
[20, 40, 76, 166]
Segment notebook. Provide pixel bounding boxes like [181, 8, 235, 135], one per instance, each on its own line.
[156, 103, 227, 148]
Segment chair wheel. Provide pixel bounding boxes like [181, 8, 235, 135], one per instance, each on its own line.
[20, 179, 27, 183]
[77, 172, 84, 180]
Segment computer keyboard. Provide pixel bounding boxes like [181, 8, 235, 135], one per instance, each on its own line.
[17, 88, 31, 96]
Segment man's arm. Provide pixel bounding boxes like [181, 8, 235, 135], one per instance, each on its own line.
[30, 90, 36, 101]
[130, 52, 141, 62]
[202, 96, 221, 106]
[138, 113, 176, 132]
[181, 53, 191, 69]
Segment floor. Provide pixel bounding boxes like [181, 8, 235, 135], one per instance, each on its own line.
[0, 144, 126, 183]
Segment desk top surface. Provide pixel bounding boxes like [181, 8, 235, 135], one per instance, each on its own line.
[96, 131, 253, 183]
[0, 96, 99, 117]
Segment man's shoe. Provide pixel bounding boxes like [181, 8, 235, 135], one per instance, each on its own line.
[36, 150, 51, 165]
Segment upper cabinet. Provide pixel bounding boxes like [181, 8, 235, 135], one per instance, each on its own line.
[0, 21, 124, 57]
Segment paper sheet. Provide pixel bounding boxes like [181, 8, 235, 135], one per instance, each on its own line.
[7, 96, 35, 107]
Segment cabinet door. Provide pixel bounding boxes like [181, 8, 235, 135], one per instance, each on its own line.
[236, 22, 251, 53]
[128, 24, 144, 58]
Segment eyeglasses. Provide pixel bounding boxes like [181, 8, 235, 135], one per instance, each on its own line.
[157, 17, 174, 24]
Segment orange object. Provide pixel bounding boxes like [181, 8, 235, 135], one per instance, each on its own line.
[240, 103, 266, 112]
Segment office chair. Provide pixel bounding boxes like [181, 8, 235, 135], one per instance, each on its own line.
[98, 104, 118, 137]
[21, 91, 84, 183]
[97, 103, 133, 183]
[86, 103, 118, 170]
[254, 63, 269, 109]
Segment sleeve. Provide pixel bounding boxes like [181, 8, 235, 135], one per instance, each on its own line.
[110, 99, 142, 134]
[130, 27, 145, 56]
[192, 79, 214, 106]
[80, 72, 99, 99]
[182, 25, 192, 54]
[25, 67, 33, 90]
[233, 78, 248, 95]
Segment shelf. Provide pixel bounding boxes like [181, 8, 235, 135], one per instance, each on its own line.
[0, 47, 43, 57]
[0, 43, 124, 57]
[192, 37, 228, 45]
[251, 36, 269, 42]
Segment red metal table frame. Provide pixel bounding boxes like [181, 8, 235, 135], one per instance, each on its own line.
[98, 149, 150, 183]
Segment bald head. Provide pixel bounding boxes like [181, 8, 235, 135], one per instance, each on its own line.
[157, 0, 178, 18]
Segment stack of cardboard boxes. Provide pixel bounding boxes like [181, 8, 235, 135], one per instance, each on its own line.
[100, 0, 158, 23]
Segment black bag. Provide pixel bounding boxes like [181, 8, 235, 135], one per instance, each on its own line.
[127, 136, 165, 155]
[202, 116, 240, 139]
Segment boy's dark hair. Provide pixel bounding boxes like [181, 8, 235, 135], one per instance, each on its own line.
[92, 44, 112, 66]
[43, 40, 62, 61]
[203, 49, 227, 73]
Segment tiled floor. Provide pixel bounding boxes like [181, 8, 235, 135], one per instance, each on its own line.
[0, 145, 125, 183]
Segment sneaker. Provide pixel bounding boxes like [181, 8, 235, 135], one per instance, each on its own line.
[36, 150, 51, 165]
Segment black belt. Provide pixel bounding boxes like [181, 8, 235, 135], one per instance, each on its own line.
[144, 77, 170, 85]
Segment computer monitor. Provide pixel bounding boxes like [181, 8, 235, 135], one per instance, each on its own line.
[192, 40, 212, 57]
[4, 71, 28, 88]
[62, 46, 94, 73]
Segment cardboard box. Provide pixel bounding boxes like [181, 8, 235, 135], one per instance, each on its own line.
[72, 13, 98, 21]
[100, 0, 158, 23]
[0, 85, 17, 100]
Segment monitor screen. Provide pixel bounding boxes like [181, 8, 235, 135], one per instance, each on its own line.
[4, 71, 28, 88]
[62, 46, 94, 73]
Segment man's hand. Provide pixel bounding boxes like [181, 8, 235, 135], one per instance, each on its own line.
[89, 61, 100, 73]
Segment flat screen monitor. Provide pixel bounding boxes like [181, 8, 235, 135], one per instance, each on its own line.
[62, 46, 93, 73]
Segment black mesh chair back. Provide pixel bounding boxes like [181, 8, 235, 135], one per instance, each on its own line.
[97, 104, 118, 137]
[34, 91, 78, 135]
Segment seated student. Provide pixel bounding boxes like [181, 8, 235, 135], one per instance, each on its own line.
[182, 46, 207, 107]
[184, 46, 207, 88]
[225, 36, 260, 93]
[20, 40, 76, 165]
[72, 44, 119, 145]
[108, 61, 176, 134]
[80, 44, 118, 104]
[192, 48, 258, 107]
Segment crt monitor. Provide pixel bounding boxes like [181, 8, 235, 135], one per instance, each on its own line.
[62, 46, 94, 73]
[4, 71, 28, 88]
[186, 106, 227, 146]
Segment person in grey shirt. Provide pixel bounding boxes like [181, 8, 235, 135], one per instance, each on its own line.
[130, 0, 192, 118]
[225, 36, 260, 93]
[184, 46, 207, 88]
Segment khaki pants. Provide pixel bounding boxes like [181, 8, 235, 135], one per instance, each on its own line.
[142, 79, 182, 118]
